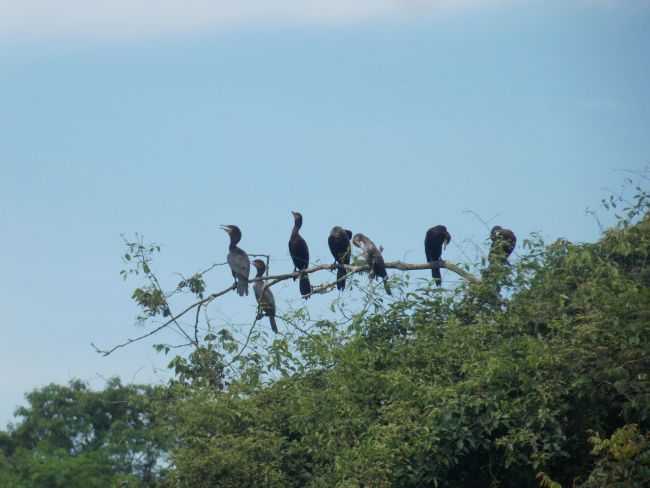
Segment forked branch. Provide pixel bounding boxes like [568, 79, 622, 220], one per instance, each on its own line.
[93, 259, 477, 356]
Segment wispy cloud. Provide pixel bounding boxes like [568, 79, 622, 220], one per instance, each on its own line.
[0, 0, 509, 40]
[0, 0, 647, 40]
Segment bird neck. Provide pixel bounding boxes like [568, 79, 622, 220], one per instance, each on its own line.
[291, 221, 302, 237]
[229, 235, 241, 249]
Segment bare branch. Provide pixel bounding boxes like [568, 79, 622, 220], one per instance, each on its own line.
[92, 284, 236, 356]
[194, 303, 202, 344]
[226, 317, 259, 368]
[96, 259, 478, 356]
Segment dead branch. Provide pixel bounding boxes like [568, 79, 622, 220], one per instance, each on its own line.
[94, 260, 478, 356]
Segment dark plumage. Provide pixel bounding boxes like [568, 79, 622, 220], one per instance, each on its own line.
[424, 225, 452, 286]
[288, 211, 312, 299]
[489, 225, 517, 264]
[221, 225, 250, 296]
[251, 259, 278, 334]
[328, 226, 353, 291]
[352, 233, 391, 295]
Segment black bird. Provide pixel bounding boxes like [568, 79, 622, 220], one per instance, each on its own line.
[489, 225, 517, 264]
[220, 224, 250, 296]
[251, 259, 278, 334]
[352, 233, 391, 295]
[424, 225, 452, 287]
[328, 226, 353, 291]
[288, 211, 312, 298]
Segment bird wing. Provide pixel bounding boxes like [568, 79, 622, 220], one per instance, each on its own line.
[343, 242, 351, 265]
[424, 231, 434, 262]
[327, 234, 337, 260]
[289, 235, 310, 269]
[373, 253, 388, 279]
[253, 281, 263, 301]
[228, 248, 250, 280]
[263, 287, 276, 314]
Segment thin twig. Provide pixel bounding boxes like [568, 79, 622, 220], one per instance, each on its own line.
[194, 303, 202, 345]
[94, 260, 478, 356]
[92, 284, 235, 356]
[226, 318, 259, 368]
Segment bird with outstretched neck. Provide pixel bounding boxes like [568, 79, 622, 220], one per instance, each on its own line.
[288, 211, 312, 299]
[328, 226, 353, 291]
[489, 225, 517, 265]
[220, 225, 250, 296]
[251, 259, 278, 333]
[424, 225, 452, 287]
[352, 232, 391, 295]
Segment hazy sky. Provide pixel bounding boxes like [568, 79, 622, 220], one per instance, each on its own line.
[1, 1, 649, 424]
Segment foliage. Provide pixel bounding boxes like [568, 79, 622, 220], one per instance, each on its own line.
[580, 424, 650, 487]
[0, 378, 170, 487]
[156, 181, 650, 487]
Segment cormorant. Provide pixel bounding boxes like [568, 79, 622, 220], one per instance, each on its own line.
[251, 259, 278, 333]
[424, 225, 452, 287]
[288, 211, 312, 298]
[328, 226, 353, 291]
[489, 225, 517, 264]
[220, 224, 249, 296]
[352, 233, 391, 295]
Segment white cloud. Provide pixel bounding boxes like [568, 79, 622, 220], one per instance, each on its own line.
[0, 0, 646, 40]
[0, 0, 511, 40]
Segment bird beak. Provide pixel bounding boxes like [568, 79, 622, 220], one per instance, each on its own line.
[219, 225, 229, 232]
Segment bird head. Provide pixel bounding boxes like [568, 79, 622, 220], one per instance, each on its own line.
[251, 259, 266, 274]
[490, 225, 503, 240]
[443, 228, 452, 249]
[220, 225, 242, 243]
[291, 211, 303, 227]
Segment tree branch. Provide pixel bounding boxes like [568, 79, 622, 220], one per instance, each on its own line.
[94, 260, 477, 356]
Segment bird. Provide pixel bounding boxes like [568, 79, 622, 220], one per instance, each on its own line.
[424, 225, 452, 287]
[489, 225, 517, 265]
[352, 233, 391, 295]
[251, 259, 278, 333]
[288, 211, 312, 298]
[328, 226, 353, 291]
[220, 225, 250, 296]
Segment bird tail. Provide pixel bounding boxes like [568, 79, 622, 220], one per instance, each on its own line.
[432, 266, 442, 287]
[237, 278, 248, 296]
[336, 264, 346, 291]
[299, 273, 312, 299]
[383, 278, 392, 296]
[269, 316, 278, 334]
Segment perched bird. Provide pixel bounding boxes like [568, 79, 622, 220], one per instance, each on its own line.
[352, 233, 392, 295]
[220, 224, 250, 296]
[328, 226, 353, 291]
[424, 225, 452, 287]
[288, 211, 312, 298]
[251, 259, 278, 334]
[489, 226, 517, 264]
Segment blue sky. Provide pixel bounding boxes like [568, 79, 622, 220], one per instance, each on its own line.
[1, 1, 649, 424]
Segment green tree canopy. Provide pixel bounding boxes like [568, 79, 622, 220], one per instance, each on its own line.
[159, 189, 650, 487]
[1, 378, 170, 487]
[3, 178, 649, 487]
